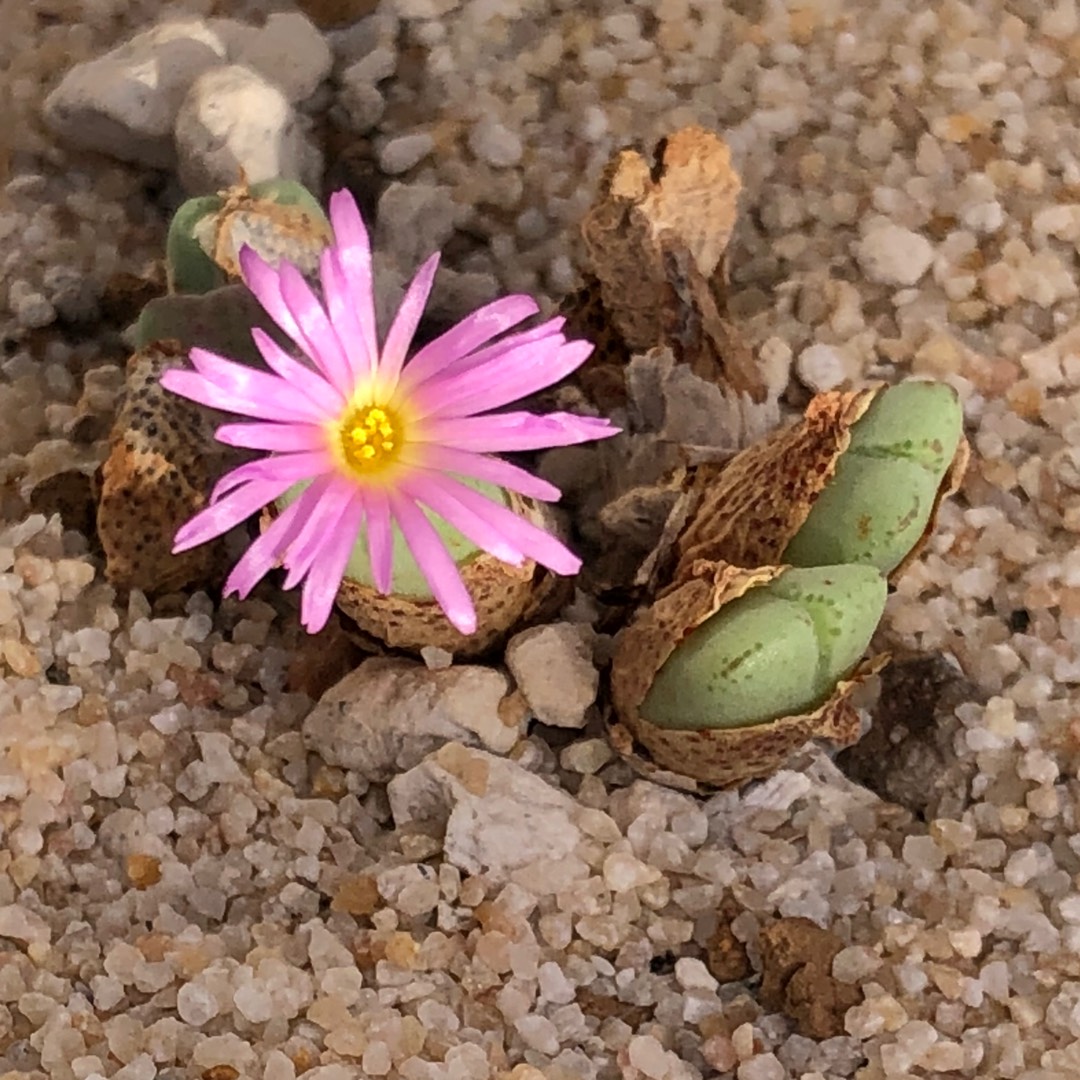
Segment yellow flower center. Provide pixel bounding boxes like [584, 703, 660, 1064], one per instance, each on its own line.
[339, 403, 402, 474]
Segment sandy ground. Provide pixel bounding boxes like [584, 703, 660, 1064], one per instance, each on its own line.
[1, 2, 1079, 1079]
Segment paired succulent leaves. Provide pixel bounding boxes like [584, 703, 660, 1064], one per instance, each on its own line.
[612, 380, 967, 788]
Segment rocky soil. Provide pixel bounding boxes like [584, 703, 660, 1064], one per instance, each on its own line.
[1, 2, 1079, 1080]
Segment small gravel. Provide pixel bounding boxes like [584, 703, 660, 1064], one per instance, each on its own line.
[2, 1, 1080, 1079]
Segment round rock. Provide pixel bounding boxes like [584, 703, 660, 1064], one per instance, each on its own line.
[854, 222, 935, 287]
[174, 65, 319, 194]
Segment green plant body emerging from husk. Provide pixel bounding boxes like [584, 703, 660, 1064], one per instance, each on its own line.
[640, 563, 887, 730]
[783, 380, 964, 573]
[165, 179, 329, 295]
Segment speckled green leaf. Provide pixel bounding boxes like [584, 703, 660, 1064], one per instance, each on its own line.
[640, 563, 886, 730]
[783, 381, 963, 573]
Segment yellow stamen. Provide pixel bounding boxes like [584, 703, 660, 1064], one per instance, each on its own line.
[338, 403, 402, 474]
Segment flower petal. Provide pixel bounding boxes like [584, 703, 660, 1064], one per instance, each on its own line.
[390, 492, 477, 634]
[299, 493, 366, 633]
[413, 338, 594, 419]
[321, 246, 376, 383]
[282, 476, 352, 590]
[364, 487, 393, 594]
[423, 474, 581, 576]
[401, 474, 526, 568]
[162, 364, 323, 424]
[399, 296, 542, 391]
[187, 345, 331, 415]
[379, 252, 440, 387]
[215, 421, 327, 453]
[418, 411, 621, 452]
[223, 491, 310, 599]
[278, 261, 354, 396]
[327, 190, 380, 368]
[210, 451, 331, 501]
[239, 246, 308, 353]
[435, 315, 565, 383]
[400, 444, 561, 502]
[173, 475, 296, 552]
[250, 328, 344, 415]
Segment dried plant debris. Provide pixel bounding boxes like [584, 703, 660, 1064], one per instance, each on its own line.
[284, 611, 366, 698]
[97, 341, 242, 593]
[758, 917, 862, 1040]
[564, 126, 764, 408]
[624, 348, 782, 461]
[704, 891, 753, 984]
[539, 347, 780, 600]
[837, 652, 980, 820]
[19, 438, 106, 538]
[99, 267, 167, 329]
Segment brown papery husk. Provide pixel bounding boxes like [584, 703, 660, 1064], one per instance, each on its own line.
[668, 385, 970, 591]
[330, 492, 566, 659]
[608, 558, 888, 791]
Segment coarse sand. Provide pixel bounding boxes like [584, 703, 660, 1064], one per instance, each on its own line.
[1, 2, 1079, 1079]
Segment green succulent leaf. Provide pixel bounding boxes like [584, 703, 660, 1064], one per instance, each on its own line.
[165, 195, 227, 295]
[247, 179, 328, 218]
[134, 285, 279, 363]
[783, 381, 963, 573]
[640, 563, 886, 731]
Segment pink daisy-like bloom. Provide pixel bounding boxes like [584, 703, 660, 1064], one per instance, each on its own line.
[161, 189, 618, 634]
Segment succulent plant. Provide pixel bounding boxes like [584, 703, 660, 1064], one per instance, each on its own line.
[640, 563, 886, 730]
[134, 285, 280, 363]
[782, 381, 964, 574]
[609, 559, 888, 790]
[165, 179, 332, 295]
[671, 383, 969, 587]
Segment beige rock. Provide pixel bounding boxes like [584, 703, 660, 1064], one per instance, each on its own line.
[302, 658, 523, 782]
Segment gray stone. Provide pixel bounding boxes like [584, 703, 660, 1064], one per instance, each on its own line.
[375, 182, 469, 271]
[505, 622, 598, 728]
[0, 904, 51, 945]
[378, 133, 435, 175]
[387, 745, 584, 881]
[302, 658, 522, 782]
[795, 343, 853, 393]
[337, 65, 386, 134]
[43, 19, 229, 167]
[468, 119, 524, 168]
[226, 12, 332, 103]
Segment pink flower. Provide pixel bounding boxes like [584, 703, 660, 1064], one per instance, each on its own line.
[161, 189, 618, 634]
